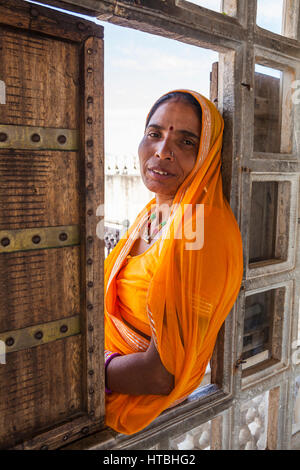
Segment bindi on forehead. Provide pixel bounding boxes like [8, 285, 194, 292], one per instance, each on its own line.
[169, 126, 174, 131]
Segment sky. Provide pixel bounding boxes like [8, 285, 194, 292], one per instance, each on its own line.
[189, 0, 284, 33]
[26, 0, 283, 159]
[256, 0, 284, 34]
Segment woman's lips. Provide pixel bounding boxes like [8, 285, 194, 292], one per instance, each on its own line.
[148, 168, 175, 181]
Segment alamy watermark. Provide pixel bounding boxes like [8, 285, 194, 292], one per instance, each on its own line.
[96, 203, 205, 250]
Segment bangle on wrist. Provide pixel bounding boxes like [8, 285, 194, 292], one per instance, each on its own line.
[105, 351, 121, 394]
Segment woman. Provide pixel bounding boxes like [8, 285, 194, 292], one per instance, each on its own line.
[104, 89, 243, 435]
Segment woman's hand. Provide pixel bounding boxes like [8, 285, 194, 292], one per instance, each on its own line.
[106, 338, 174, 396]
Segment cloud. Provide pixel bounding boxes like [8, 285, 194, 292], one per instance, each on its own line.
[111, 45, 216, 75]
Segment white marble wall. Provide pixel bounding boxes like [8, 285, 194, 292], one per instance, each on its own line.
[170, 420, 212, 450]
[238, 392, 269, 450]
[105, 154, 153, 227]
[293, 376, 300, 434]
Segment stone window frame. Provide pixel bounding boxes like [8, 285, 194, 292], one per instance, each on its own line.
[245, 173, 298, 278]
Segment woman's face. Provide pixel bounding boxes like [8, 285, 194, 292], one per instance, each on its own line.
[138, 98, 201, 201]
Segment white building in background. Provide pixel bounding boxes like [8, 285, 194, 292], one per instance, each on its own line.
[105, 153, 153, 230]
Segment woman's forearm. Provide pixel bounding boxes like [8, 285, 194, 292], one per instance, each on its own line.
[106, 345, 174, 396]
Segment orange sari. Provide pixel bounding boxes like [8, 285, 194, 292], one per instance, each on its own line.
[104, 90, 243, 434]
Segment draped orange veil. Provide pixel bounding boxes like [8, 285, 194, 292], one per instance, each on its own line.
[104, 90, 243, 435]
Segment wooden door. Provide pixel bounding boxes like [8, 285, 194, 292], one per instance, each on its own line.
[0, 0, 104, 449]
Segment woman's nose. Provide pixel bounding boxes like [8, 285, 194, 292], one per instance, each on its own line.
[155, 140, 174, 160]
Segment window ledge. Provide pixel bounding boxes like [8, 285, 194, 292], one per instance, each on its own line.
[61, 385, 233, 450]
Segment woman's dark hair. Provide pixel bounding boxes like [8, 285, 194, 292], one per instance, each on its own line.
[145, 91, 202, 129]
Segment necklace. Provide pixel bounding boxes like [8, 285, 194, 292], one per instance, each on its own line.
[141, 212, 167, 244]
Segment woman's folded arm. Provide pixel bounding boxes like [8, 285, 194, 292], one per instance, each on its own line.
[106, 338, 174, 396]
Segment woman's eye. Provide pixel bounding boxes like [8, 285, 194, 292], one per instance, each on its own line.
[183, 139, 195, 146]
[148, 132, 160, 138]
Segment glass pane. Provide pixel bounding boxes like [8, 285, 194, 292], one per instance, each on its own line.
[242, 287, 285, 370]
[239, 392, 269, 450]
[249, 181, 290, 266]
[256, 0, 284, 35]
[249, 182, 277, 264]
[185, 0, 221, 12]
[242, 291, 273, 363]
[254, 65, 282, 154]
